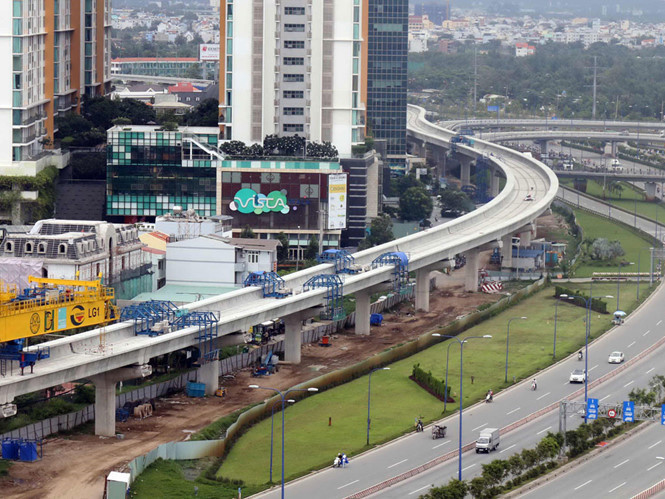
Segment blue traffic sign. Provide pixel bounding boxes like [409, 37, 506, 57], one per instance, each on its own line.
[661, 405, 665, 425]
[586, 398, 599, 420]
[623, 401, 635, 422]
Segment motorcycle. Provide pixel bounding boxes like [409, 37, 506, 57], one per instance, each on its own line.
[415, 419, 424, 432]
[578, 351, 583, 361]
[531, 381, 537, 391]
[485, 392, 493, 403]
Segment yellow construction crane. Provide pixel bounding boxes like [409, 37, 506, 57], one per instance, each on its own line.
[0, 276, 118, 343]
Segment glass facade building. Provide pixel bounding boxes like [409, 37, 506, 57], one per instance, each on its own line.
[366, 0, 408, 174]
[106, 126, 220, 221]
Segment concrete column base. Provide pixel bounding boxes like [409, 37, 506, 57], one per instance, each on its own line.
[502, 234, 514, 270]
[415, 268, 431, 312]
[464, 249, 480, 292]
[490, 168, 500, 197]
[460, 158, 471, 185]
[197, 359, 220, 396]
[91, 365, 152, 436]
[284, 313, 304, 364]
[355, 290, 371, 336]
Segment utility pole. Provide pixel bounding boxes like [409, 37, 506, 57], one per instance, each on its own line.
[473, 47, 478, 115]
[591, 56, 598, 119]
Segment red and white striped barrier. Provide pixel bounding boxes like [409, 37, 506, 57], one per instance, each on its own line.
[481, 281, 503, 293]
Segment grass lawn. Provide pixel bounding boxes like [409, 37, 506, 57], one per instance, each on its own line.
[213, 282, 652, 487]
[572, 209, 655, 278]
[561, 178, 665, 223]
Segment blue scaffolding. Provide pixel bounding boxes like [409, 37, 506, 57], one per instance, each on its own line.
[120, 300, 181, 336]
[317, 249, 362, 274]
[371, 252, 410, 293]
[243, 271, 293, 298]
[303, 274, 345, 321]
[172, 311, 220, 363]
[0, 339, 50, 376]
[474, 155, 491, 203]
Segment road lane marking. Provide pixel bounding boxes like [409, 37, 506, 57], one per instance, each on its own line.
[536, 392, 551, 401]
[658, 320, 662, 325]
[608, 482, 626, 493]
[574, 480, 592, 490]
[506, 407, 521, 415]
[472, 423, 487, 431]
[644, 330, 651, 336]
[647, 368, 655, 375]
[537, 426, 552, 435]
[623, 381, 635, 388]
[337, 480, 359, 490]
[500, 444, 516, 454]
[409, 485, 430, 495]
[462, 464, 476, 472]
[648, 462, 663, 471]
[599, 394, 611, 402]
[628, 341, 636, 348]
[614, 459, 630, 468]
[589, 364, 599, 372]
[648, 440, 662, 450]
[388, 459, 408, 469]
[432, 440, 450, 449]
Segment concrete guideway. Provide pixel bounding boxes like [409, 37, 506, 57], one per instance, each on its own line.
[0, 106, 558, 437]
[442, 117, 665, 132]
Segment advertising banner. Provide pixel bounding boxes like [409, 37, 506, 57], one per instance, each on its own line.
[199, 44, 220, 61]
[327, 174, 347, 230]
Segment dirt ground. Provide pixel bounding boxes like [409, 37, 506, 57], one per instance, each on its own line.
[1, 278, 502, 499]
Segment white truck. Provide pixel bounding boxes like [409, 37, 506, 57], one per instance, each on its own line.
[475, 428, 500, 453]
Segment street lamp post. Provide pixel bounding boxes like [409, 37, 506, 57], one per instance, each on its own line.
[249, 385, 319, 498]
[295, 225, 301, 272]
[553, 296, 573, 359]
[367, 367, 390, 446]
[443, 341, 457, 413]
[269, 399, 295, 483]
[432, 333, 492, 481]
[504, 317, 527, 383]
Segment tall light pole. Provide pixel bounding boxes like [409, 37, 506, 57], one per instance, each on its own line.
[432, 333, 492, 481]
[295, 225, 301, 272]
[553, 296, 573, 359]
[249, 385, 319, 498]
[366, 367, 390, 446]
[504, 317, 527, 383]
[269, 399, 295, 483]
[443, 341, 458, 412]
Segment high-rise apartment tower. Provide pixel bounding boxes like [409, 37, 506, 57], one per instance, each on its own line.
[1, 0, 111, 174]
[219, 0, 371, 157]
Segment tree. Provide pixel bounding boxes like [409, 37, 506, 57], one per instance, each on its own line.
[304, 235, 319, 260]
[240, 225, 256, 239]
[276, 232, 289, 262]
[399, 186, 432, 221]
[424, 478, 469, 499]
[439, 187, 475, 215]
[507, 453, 524, 478]
[481, 459, 509, 487]
[590, 238, 624, 261]
[184, 63, 203, 80]
[394, 173, 425, 197]
[183, 98, 220, 127]
[358, 214, 394, 250]
[468, 476, 490, 499]
[535, 436, 559, 462]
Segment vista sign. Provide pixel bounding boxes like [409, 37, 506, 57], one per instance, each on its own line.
[230, 188, 290, 215]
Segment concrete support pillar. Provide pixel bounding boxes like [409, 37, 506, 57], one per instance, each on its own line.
[490, 167, 500, 197]
[355, 289, 371, 336]
[460, 156, 472, 185]
[415, 268, 431, 312]
[611, 141, 617, 157]
[91, 365, 152, 436]
[197, 359, 220, 396]
[536, 139, 547, 156]
[502, 234, 514, 269]
[519, 228, 532, 246]
[92, 374, 117, 437]
[464, 249, 480, 292]
[284, 313, 304, 364]
[645, 182, 657, 201]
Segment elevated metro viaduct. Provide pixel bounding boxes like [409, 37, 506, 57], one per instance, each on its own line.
[0, 106, 558, 436]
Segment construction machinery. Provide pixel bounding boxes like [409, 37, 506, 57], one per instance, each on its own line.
[0, 276, 118, 375]
[243, 271, 293, 298]
[371, 252, 410, 293]
[317, 249, 363, 274]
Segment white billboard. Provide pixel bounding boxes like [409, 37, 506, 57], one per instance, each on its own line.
[327, 174, 347, 230]
[199, 44, 220, 61]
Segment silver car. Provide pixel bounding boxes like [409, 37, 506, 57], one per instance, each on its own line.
[608, 351, 625, 364]
[569, 369, 586, 383]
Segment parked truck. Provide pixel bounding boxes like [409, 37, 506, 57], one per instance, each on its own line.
[475, 428, 500, 453]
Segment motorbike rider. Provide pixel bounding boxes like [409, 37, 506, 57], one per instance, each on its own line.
[531, 378, 537, 391]
[578, 350, 583, 361]
[485, 389, 493, 402]
[416, 418, 424, 432]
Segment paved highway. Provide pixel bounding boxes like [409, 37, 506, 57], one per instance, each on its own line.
[252, 268, 665, 498]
